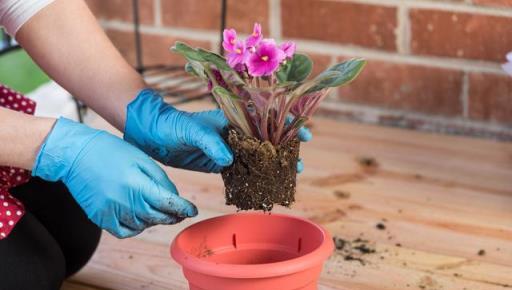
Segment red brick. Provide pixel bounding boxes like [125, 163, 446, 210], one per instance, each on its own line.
[411, 9, 512, 62]
[85, 0, 154, 24]
[161, 0, 269, 33]
[338, 60, 464, 116]
[281, 0, 397, 51]
[226, 0, 269, 33]
[468, 72, 512, 123]
[473, 0, 512, 8]
[105, 29, 211, 67]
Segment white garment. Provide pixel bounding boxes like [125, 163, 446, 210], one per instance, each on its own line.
[503, 52, 512, 77]
[0, 0, 54, 36]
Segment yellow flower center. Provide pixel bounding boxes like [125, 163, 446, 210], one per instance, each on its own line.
[261, 55, 269, 61]
[235, 48, 242, 54]
[230, 39, 235, 44]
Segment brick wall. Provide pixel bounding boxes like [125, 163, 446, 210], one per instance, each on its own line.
[86, 0, 512, 140]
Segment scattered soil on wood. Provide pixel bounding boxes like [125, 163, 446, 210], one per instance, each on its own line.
[376, 223, 386, 230]
[478, 249, 486, 256]
[222, 129, 300, 211]
[332, 236, 376, 265]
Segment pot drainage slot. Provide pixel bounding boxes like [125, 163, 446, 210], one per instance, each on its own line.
[297, 238, 302, 253]
[232, 233, 237, 249]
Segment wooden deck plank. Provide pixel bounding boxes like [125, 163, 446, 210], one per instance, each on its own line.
[70, 101, 512, 289]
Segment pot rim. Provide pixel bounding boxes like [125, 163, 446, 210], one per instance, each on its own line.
[170, 213, 334, 279]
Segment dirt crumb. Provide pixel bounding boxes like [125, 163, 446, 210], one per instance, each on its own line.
[478, 249, 486, 256]
[376, 223, 386, 230]
[357, 156, 379, 168]
[332, 236, 376, 265]
[333, 190, 351, 199]
[417, 275, 443, 290]
[357, 156, 379, 173]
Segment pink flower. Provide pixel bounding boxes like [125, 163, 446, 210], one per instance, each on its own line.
[222, 28, 237, 52]
[247, 41, 286, 77]
[245, 23, 263, 51]
[226, 40, 249, 69]
[280, 41, 296, 58]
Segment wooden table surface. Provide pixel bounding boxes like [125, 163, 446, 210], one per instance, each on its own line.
[63, 101, 512, 290]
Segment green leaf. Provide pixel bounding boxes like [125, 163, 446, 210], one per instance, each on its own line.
[211, 86, 253, 137]
[185, 61, 206, 79]
[277, 54, 312, 83]
[309, 58, 366, 92]
[170, 42, 204, 62]
[291, 71, 340, 96]
[211, 86, 240, 100]
[172, 42, 232, 71]
[196, 48, 232, 71]
[220, 69, 246, 87]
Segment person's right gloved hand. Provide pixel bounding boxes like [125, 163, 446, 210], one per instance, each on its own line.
[32, 117, 197, 238]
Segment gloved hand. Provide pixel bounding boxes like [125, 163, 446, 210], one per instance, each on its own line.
[32, 117, 197, 238]
[124, 89, 312, 173]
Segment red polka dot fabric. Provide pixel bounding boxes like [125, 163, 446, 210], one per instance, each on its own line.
[0, 84, 36, 239]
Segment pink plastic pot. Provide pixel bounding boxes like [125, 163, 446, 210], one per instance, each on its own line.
[171, 213, 334, 290]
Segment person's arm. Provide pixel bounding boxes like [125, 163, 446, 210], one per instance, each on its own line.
[0, 108, 54, 169]
[15, 0, 144, 131]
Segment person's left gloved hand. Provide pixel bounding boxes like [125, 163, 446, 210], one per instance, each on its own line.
[124, 89, 312, 173]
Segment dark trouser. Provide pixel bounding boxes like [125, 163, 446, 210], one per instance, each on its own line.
[0, 177, 101, 290]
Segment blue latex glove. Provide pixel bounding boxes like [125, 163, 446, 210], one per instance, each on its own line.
[124, 89, 312, 173]
[125, 89, 233, 173]
[32, 118, 197, 238]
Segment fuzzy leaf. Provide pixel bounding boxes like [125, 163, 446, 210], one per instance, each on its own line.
[196, 48, 232, 71]
[170, 42, 204, 62]
[185, 61, 206, 79]
[220, 69, 246, 87]
[212, 86, 240, 100]
[308, 58, 366, 92]
[211, 86, 253, 137]
[292, 71, 340, 96]
[277, 54, 312, 83]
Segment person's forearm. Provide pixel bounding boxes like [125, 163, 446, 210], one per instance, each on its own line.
[0, 108, 55, 169]
[15, 0, 146, 131]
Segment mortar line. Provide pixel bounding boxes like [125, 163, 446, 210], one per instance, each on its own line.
[320, 100, 512, 133]
[400, 4, 411, 54]
[101, 20, 219, 41]
[100, 21, 506, 75]
[269, 0, 282, 40]
[396, 4, 407, 54]
[324, 0, 512, 17]
[153, 0, 162, 27]
[461, 72, 470, 118]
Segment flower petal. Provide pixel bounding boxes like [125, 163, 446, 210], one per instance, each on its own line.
[222, 28, 237, 52]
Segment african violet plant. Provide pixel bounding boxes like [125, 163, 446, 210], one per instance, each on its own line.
[171, 23, 366, 211]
